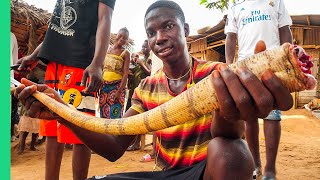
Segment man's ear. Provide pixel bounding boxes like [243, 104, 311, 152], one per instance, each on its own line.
[184, 23, 190, 37]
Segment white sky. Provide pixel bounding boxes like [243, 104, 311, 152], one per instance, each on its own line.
[24, 0, 320, 51]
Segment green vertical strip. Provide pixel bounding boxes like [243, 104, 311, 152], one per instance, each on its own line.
[0, 0, 10, 179]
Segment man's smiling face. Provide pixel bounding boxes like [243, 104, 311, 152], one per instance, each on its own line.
[144, 7, 189, 64]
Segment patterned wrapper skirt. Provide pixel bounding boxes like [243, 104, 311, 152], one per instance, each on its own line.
[99, 80, 125, 119]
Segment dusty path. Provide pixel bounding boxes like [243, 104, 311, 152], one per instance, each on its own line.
[11, 109, 320, 180]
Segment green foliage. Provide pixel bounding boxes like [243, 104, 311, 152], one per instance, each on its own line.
[199, 0, 236, 12]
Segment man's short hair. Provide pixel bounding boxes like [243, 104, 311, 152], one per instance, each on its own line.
[145, 0, 185, 23]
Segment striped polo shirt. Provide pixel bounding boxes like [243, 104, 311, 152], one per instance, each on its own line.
[131, 57, 220, 169]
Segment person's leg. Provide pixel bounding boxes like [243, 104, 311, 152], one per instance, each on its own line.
[125, 97, 132, 112]
[72, 144, 91, 180]
[151, 132, 156, 157]
[203, 137, 254, 180]
[42, 62, 63, 180]
[36, 136, 46, 145]
[140, 133, 156, 162]
[127, 135, 141, 151]
[45, 136, 64, 180]
[17, 131, 28, 154]
[245, 117, 262, 174]
[263, 119, 281, 178]
[57, 65, 95, 180]
[30, 133, 38, 151]
[11, 95, 20, 141]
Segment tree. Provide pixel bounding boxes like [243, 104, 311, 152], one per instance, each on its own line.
[199, 0, 235, 12]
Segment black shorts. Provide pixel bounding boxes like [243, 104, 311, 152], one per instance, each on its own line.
[87, 160, 206, 180]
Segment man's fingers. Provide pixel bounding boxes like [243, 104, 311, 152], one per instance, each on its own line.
[85, 80, 94, 93]
[84, 75, 103, 93]
[254, 40, 266, 54]
[18, 59, 28, 71]
[17, 85, 37, 100]
[14, 84, 26, 104]
[211, 70, 239, 120]
[261, 70, 293, 110]
[236, 68, 274, 118]
[21, 78, 36, 86]
[81, 71, 89, 87]
[27, 101, 45, 118]
[24, 96, 39, 113]
[219, 65, 255, 120]
[21, 78, 49, 92]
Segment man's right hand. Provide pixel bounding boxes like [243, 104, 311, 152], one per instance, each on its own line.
[17, 55, 39, 73]
[14, 78, 65, 120]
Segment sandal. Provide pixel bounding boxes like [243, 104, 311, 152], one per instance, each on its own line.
[140, 153, 154, 162]
[262, 175, 276, 180]
[126, 144, 140, 151]
[253, 167, 262, 180]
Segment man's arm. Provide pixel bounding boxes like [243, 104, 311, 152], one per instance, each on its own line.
[60, 109, 137, 162]
[115, 51, 130, 101]
[17, 42, 42, 71]
[15, 77, 137, 162]
[11, 33, 19, 65]
[225, 32, 237, 65]
[92, 2, 113, 68]
[211, 111, 245, 139]
[27, 42, 43, 60]
[137, 58, 151, 76]
[279, 25, 293, 45]
[81, 2, 114, 93]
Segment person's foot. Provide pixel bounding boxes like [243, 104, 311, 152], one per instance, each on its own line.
[262, 175, 276, 180]
[30, 146, 38, 151]
[35, 138, 46, 145]
[253, 167, 262, 180]
[127, 144, 140, 151]
[140, 153, 155, 162]
[262, 171, 276, 180]
[11, 136, 17, 142]
[17, 144, 25, 155]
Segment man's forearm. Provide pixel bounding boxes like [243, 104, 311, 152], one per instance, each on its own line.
[58, 118, 135, 161]
[225, 33, 237, 65]
[279, 25, 293, 45]
[139, 63, 151, 75]
[118, 73, 128, 92]
[30, 42, 43, 59]
[91, 3, 113, 67]
[211, 112, 245, 139]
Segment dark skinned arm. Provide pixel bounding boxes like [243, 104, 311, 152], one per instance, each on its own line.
[225, 32, 237, 65]
[15, 78, 137, 162]
[115, 51, 130, 101]
[279, 25, 293, 45]
[59, 109, 137, 162]
[81, 2, 113, 93]
[137, 58, 151, 76]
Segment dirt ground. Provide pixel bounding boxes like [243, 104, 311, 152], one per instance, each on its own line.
[11, 109, 320, 180]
